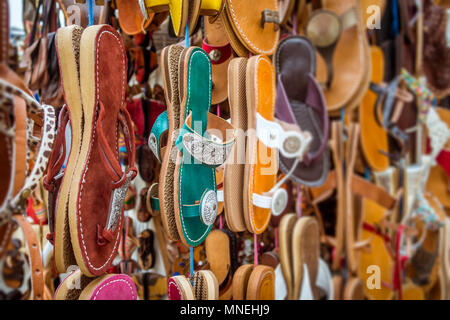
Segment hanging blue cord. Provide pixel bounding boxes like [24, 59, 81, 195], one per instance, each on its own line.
[88, 0, 94, 26]
[365, 167, 370, 180]
[185, 18, 190, 47]
[392, 0, 399, 37]
[190, 246, 194, 277]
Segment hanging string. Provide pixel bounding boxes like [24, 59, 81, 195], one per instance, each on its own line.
[217, 104, 221, 117]
[297, 185, 302, 218]
[189, 246, 194, 278]
[254, 233, 258, 266]
[88, 0, 94, 26]
[186, 16, 193, 281]
[185, 18, 190, 47]
[219, 215, 223, 229]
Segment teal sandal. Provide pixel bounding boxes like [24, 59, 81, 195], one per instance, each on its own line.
[173, 47, 235, 247]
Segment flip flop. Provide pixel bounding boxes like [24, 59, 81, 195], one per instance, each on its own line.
[360, 46, 390, 172]
[55, 270, 137, 300]
[305, 0, 371, 113]
[232, 264, 253, 300]
[246, 265, 275, 300]
[173, 46, 236, 247]
[69, 25, 137, 276]
[205, 229, 237, 299]
[224, 0, 280, 55]
[243, 54, 278, 234]
[244, 55, 311, 234]
[273, 35, 330, 187]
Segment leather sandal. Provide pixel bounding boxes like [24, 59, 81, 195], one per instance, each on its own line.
[223, 0, 280, 56]
[173, 46, 236, 246]
[65, 25, 137, 277]
[304, 0, 371, 114]
[274, 35, 330, 187]
[244, 54, 311, 234]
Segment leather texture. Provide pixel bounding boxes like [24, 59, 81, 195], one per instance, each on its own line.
[244, 55, 277, 234]
[360, 46, 389, 172]
[13, 214, 44, 300]
[274, 36, 329, 187]
[313, 0, 370, 113]
[117, 0, 153, 35]
[246, 265, 275, 300]
[73, 25, 136, 276]
[225, 0, 280, 55]
[174, 47, 215, 247]
[203, 14, 233, 104]
[143, 0, 187, 36]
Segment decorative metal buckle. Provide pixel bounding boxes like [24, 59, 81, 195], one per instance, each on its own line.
[208, 49, 222, 62]
[261, 9, 280, 31]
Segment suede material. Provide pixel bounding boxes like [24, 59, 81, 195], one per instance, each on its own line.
[87, 274, 137, 300]
[126, 98, 145, 138]
[168, 277, 183, 300]
[177, 48, 214, 247]
[77, 26, 128, 275]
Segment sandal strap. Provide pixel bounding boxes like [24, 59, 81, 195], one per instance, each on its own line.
[202, 40, 232, 65]
[95, 102, 137, 243]
[176, 111, 236, 168]
[148, 110, 168, 163]
[275, 74, 328, 165]
[96, 101, 137, 188]
[43, 105, 70, 192]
